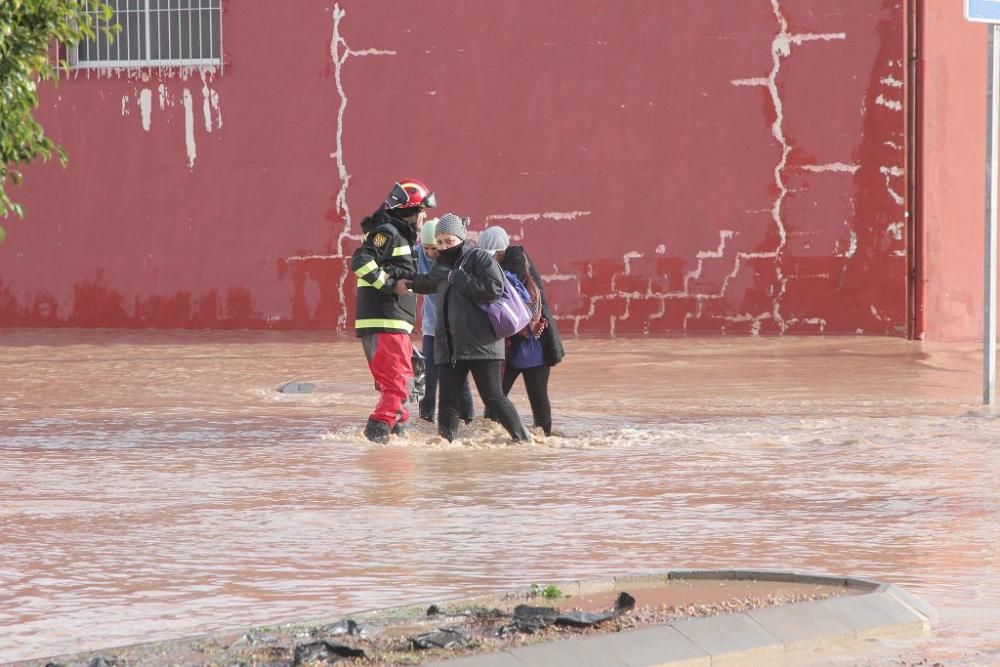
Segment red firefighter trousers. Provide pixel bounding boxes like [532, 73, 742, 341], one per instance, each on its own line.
[361, 332, 413, 427]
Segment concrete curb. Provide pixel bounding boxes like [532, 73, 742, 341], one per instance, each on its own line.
[427, 570, 934, 667]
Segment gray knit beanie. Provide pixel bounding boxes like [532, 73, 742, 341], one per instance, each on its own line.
[436, 212, 468, 241]
[477, 226, 510, 253]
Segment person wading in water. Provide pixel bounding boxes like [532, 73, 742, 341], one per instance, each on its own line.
[478, 226, 565, 436]
[407, 214, 531, 443]
[351, 179, 436, 443]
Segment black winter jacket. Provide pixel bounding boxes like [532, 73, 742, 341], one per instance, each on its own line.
[500, 245, 565, 366]
[350, 209, 418, 335]
[411, 243, 505, 365]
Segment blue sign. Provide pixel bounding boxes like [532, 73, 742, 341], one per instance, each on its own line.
[968, 0, 1000, 22]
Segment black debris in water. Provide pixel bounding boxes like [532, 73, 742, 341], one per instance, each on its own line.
[510, 604, 560, 633]
[554, 610, 617, 627]
[410, 628, 471, 650]
[616, 591, 637, 613]
[292, 640, 365, 665]
[507, 592, 635, 632]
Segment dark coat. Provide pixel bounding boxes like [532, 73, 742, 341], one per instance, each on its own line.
[500, 245, 565, 366]
[411, 243, 505, 365]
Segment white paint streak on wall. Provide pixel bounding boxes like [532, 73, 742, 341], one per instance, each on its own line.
[122, 77, 221, 172]
[79, 64, 216, 82]
[724, 0, 846, 335]
[331, 3, 397, 255]
[801, 163, 860, 174]
[121, 96, 130, 116]
[876, 94, 903, 111]
[201, 80, 213, 133]
[880, 165, 905, 205]
[210, 89, 222, 129]
[732, 77, 769, 87]
[785, 316, 827, 332]
[880, 75, 904, 88]
[656, 230, 735, 301]
[697, 230, 735, 260]
[787, 32, 846, 46]
[486, 213, 541, 224]
[199, 70, 222, 132]
[567, 289, 598, 336]
[486, 211, 592, 222]
[285, 254, 342, 261]
[715, 311, 773, 336]
[887, 221, 904, 241]
[541, 211, 591, 221]
[836, 230, 858, 258]
[484, 211, 592, 241]
[182, 88, 197, 169]
[327, 3, 397, 328]
[138, 89, 153, 131]
[724, 0, 858, 334]
[622, 251, 643, 275]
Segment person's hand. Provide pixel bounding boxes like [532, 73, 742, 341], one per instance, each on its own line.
[428, 263, 450, 281]
[393, 279, 410, 295]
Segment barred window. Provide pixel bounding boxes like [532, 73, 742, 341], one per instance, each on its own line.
[73, 0, 222, 69]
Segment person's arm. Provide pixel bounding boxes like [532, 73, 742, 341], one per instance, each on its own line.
[448, 249, 504, 302]
[410, 262, 450, 294]
[350, 228, 398, 295]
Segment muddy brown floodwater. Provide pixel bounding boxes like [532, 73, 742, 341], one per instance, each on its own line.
[0, 330, 998, 665]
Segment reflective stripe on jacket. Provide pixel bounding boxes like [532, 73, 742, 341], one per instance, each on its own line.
[350, 210, 417, 335]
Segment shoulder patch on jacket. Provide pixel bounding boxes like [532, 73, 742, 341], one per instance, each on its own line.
[372, 232, 389, 248]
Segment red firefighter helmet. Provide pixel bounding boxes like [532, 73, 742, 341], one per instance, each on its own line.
[385, 179, 436, 210]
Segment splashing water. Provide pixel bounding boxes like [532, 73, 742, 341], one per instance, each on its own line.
[0, 330, 997, 664]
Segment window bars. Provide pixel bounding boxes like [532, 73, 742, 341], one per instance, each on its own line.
[72, 0, 223, 70]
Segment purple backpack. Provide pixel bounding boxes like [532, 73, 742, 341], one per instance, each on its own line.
[459, 251, 532, 338]
[481, 271, 532, 338]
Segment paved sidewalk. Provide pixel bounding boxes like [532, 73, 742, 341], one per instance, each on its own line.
[428, 571, 935, 667]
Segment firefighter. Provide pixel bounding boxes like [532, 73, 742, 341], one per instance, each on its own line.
[351, 179, 436, 443]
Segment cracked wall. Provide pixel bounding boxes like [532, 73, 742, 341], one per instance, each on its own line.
[0, 1, 909, 335]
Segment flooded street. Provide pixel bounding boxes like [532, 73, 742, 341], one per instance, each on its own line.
[1, 330, 998, 665]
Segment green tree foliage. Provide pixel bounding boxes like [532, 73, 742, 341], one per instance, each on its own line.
[0, 0, 114, 242]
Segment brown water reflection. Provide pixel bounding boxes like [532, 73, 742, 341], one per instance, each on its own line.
[0, 330, 998, 665]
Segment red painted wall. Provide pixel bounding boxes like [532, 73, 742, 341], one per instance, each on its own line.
[917, 3, 989, 341]
[0, 1, 910, 335]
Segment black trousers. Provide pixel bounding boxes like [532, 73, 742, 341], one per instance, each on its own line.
[438, 360, 529, 442]
[502, 364, 552, 435]
[420, 335, 474, 421]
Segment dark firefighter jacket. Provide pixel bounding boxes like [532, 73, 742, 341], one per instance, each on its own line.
[350, 209, 418, 335]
